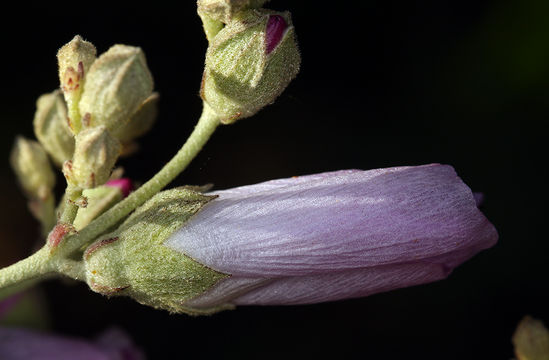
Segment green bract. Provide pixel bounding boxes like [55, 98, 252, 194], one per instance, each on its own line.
[201, 9, 300, 123]
[33, 90, 75, 166]
[83, 188, 230, 315]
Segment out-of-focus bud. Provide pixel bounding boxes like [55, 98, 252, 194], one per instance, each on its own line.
[111, 93, 158, 144]
[201, 10, 300, 123]
[78, 45, 154, 132]
[83, 188, 230, 315]
[513, 316, 549, 360]
[10, 137, 55, 201]
[33, 90, 75, 166]
[57, 35, 97, 134]
[63, 126, 121, 189]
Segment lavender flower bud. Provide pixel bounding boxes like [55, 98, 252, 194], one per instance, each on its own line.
[201, 10, 300, 123]
[83, 164, 497, 315]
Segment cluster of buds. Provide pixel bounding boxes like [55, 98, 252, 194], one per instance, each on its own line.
[10, 35, 157, 233]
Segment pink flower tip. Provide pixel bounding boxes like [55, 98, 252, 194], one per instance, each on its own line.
[105, 178, 133, 198]
[266, 15, 287, 54]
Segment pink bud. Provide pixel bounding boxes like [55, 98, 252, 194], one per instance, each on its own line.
[265, 15, 287, 54]
[105, 178, 133, 198]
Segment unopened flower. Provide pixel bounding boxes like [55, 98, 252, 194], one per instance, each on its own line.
[201, 9, 300, 123]
[73, 179, 133, 230]
[0, 326, 144, 360]
[83, 164, 497, 315]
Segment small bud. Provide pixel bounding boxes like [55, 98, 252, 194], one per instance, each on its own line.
[83, 188, 230, 315]
[33, 90, 75, 166]
[63, 126, 121, 189]
[79, 45, 154, 132]
[57, 35, 97, 134]
[111, 93, 159, 144]
[201, 10, 300, 123]
[10, 137, 55, 201]
[73, 183, 127, 230]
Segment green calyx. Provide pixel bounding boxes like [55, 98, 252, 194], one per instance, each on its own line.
[83, 188, 230, 315]
[201, 9, 300, 123]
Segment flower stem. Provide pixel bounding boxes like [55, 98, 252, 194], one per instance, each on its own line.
[60, 103, 220, 255]
[58, 186, 82, 225]
[0, 247, 54, 300]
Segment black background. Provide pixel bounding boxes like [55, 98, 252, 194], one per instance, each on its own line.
[1, 1, 547, 359]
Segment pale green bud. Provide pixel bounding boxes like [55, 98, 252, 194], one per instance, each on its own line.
[83, 188, 230, 315]
[73, 185, 123, 230]
[79, 45, 154, 132]
[33, 90, 75, 166]
[63, 126, 121, 189]
[201, 10, 300, 123]
[10, 137, 55, 200]
[57, 35, 97, 134]
[111, 93, 159, 144]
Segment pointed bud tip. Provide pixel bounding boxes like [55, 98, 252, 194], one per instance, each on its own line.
[266, 15, 287, 54]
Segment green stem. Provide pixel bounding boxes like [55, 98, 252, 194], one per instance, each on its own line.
[58, 186, 82, 225]
[60, 103, 220, 255]
[0, 247, 54, 300]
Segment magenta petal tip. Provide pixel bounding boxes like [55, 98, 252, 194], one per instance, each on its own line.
[105, 178, 133, 198]
[265, 15, 287, 54]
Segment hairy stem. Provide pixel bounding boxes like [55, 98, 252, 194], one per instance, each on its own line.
[0, 247, 54, 300]
[58, 186, 82, 225]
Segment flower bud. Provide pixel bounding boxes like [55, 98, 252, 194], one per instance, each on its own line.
[63, 126, 121, 189]
[33, 90, 75, 166]
[84, 165, 497, 315]
[57, 35, 97, 134]
[73, 183, 127, 230]
[78, 45, 154, 132]
[83, 188, 230, 315]
[110, 93, 158, 144]
[201, 10, 300, 123]
[10, 137, 55, 201]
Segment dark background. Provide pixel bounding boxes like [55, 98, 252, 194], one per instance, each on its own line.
[1, 1, 547, 359]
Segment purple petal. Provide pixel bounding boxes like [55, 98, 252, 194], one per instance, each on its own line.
[265, 15, 287, 54]
[0, 326, 145, 360]
[166, 164, 498, 306]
